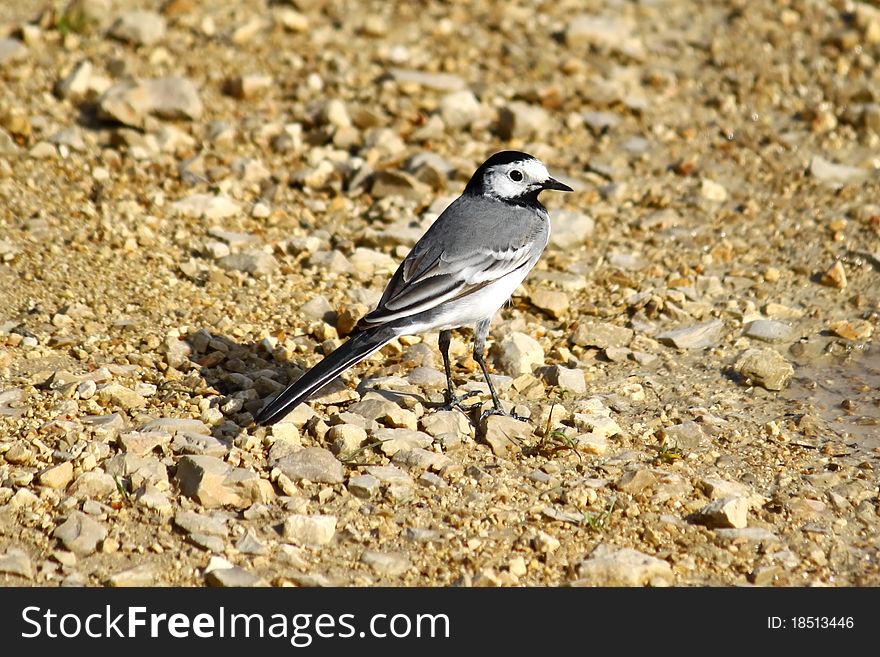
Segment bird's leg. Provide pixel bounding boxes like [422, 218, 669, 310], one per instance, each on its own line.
[439, 329, 480, 411]
[473, 319, 528, 422]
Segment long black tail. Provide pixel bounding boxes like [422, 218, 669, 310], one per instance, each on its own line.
[254, 326, 398, 425]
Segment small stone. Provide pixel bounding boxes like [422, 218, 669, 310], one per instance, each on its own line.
[374, 428, 433, 456]
[171, 193, 240, 220]
[660, 421, 707, 451]
[187, 532, 225, 553]
[170, 432, 229, 457]
[202, 241, 230, 260]
[349, 248, 396, 276]
[392, 448, 450, 472]
[327, 424, 367, 456]
[370, 170, 432, 201]
[492, 332, 544, 376]
[274, 447, 344, 484]
[573, 433, 609, 455]
[439, 90, 484, 129]
[217, 251, 279, 276]
[481, 415, 532, 457]
[418, 472, 445, 488]
[175, 455, 271, 508]
[283, 514, 337, 547]
[298, 295, 334, 322]
[225, 73, 273, 99]
[565, 15, 632, 48]
[820, 261, 847, 289]
[529, 288, 570, 318]
[694, 496, 750, 529]
[0, 548, 33, 580]
[38, 461, 74, 489]
[615, 469, 657, 494]
[8, 489, 39, 509]
[174, 510, 228, 537]
[407, 367, 447, 389]
[276, 8, 309, 31]
[309, 249, 353, 274]
[348, 474, 380, 498]
[548, 210, 595, 249]
[134, 484, 172, 512]
[538, 365, 586, 394]
[29, 142, 57, 159]
[98, 77, 203, 127]
[360, 550, 411, 576]
[419, 410, 471, 438]
[49, 128, 87, 152]
[118, 431, 170, 455]
[206, 566, 264, 587]
[0, 38, 27, 67]
[828, 319, 873, 341]
[68, 470, 117, 498]
[104, 453, 168, 489]
[572, 401, 621, 438]
[365, 464, 413, 487]
[388, 68, 466, 91]
[496, 101, 550, 140]
[252, 202, 271, 218]
[314, 98, 350, 130]
[53, 511, 107, 555]
[407, 152, 453, 188]
[657, 319, 724, 349]
[347, 398, 398, 422]
[714, 527, 780, 544]
[744, 319, 795, 343]
[110, 11, 166, 45]
[734, 348, 794, 391]
[97, 383, 147, 410]
[700, 179, 728, 202]
[0, 130, 17, 155]
[604, 346, 631, 362]
[571, 322, 633, 349]
[107, 564, 154, 587]
[698, 477, 754, 500]
[76, 380, 97, 399]
[809, 155, 869, 186]
[55, 60, 111, 101]
[532, 530, 561, 554]
[208, 227, 259, 248]
[3, 443, 32, 464]
[235, 530, 267, 555]
[141, 417, 210, 435]
[382, 407, 418, 430]
[582, 111, 620, 134]
[573, 546, 672, 586]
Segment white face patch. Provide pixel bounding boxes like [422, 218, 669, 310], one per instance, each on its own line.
[484, 158, 550, 200]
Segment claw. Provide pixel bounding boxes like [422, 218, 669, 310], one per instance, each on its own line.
[479, 406, 530, 423]
[439, 389, 482, 413]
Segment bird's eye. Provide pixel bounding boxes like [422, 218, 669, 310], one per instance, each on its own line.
[509, 169, 524, 182]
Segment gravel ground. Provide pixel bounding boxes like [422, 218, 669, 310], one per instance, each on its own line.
[1, 0, 878, 587]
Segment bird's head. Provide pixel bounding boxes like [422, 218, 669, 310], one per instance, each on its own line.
[465, 151, 572, 204]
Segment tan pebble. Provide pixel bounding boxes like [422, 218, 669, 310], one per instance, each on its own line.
[38, 461, 74, 489]
[828, 319, 873, 341]
[763, 267, 781, 283]
[820, 261, 847, 289]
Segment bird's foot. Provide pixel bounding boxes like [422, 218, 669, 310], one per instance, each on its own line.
[438, 389, 482, 413]
[479, 405, 530, 424]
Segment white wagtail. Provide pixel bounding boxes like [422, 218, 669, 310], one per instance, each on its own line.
[254, 150, 572, 425]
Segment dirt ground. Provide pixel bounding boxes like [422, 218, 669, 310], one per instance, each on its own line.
[0, 0, 878, 587]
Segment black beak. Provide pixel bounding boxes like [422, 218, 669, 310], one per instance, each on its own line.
[543, 177, 573, 192]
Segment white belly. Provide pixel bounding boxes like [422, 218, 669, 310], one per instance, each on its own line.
[405, 265, 534, 333]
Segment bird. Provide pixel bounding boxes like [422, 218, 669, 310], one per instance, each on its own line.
[254, 150, 572, 426]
